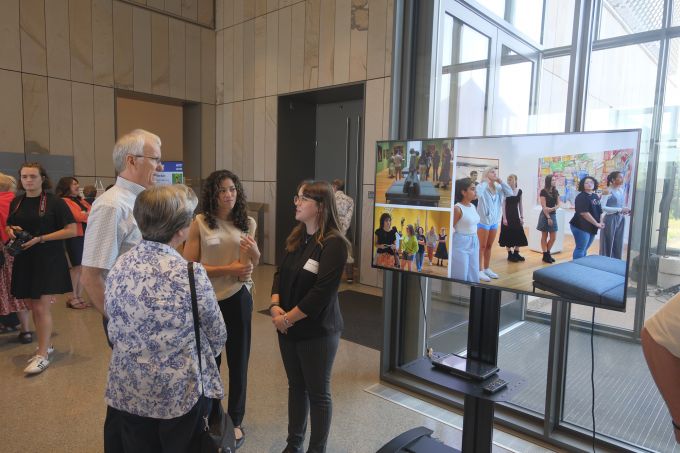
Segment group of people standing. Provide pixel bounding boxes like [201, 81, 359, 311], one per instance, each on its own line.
[373, 214, 449, 272]
[387, 145, 452, 190]
[450, 169, 630, 283]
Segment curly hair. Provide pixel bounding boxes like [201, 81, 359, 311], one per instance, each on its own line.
[55, 176, 79, 198]
[200, 170, 250, 232]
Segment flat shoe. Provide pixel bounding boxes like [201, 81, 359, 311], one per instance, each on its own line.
[18, 331, 33, 344]
[235, 426, 245, 449]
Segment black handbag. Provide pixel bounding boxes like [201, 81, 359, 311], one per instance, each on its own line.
[188, 262, 236, 453]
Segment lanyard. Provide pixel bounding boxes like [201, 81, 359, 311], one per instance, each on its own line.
[12, 192, 47, 218]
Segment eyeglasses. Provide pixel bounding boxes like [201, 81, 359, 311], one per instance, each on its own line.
[130, 154, 163, 166]
[293, 194, 315, 204]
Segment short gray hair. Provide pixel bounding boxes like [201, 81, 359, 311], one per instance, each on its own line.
[133, 184, 198, 244]
[112, 129, 162, 173]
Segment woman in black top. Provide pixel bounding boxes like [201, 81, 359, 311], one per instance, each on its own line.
[6, 163, 76, 374]
[537, 174, 561, 263]
[498, 174, 528, 262]
[374, 212, 398, 268]
[569, 176, 604, 260]
[270, 180, 350, 453]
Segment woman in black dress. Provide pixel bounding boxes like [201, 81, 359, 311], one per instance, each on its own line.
[6, 163, 76, 374]
[498, 174, 528, 262]
[435, 227, 448, 266]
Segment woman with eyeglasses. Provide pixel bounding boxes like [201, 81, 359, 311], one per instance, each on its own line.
[270, 180, 350, 453]
[183, 169, 259, 449]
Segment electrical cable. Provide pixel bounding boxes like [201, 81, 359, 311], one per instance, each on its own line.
[591, 307, 596, 453]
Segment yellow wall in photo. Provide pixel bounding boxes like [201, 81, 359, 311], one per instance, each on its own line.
[373, 207, 450, 234]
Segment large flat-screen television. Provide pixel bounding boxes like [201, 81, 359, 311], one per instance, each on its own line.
[372, 130, 641, 311]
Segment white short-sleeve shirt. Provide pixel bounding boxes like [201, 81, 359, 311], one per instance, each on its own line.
[81, 177, 145, 272]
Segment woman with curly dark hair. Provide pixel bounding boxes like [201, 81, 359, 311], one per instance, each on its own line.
[55, 176, 91, 309]
[183, 169, 259, 449]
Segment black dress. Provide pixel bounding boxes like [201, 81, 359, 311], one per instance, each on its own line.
[499, 189, 528, 247]
[7, 192, 75, 299]
[435, 234, 448, 259]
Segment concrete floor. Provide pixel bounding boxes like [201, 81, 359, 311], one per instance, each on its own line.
[0, 265, 556, 453]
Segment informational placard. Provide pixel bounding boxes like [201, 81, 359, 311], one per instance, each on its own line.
[155, 161, 184, 185]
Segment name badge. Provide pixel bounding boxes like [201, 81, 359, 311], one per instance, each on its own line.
[206, 236, 220, 246]
[303, 259, 319, 274]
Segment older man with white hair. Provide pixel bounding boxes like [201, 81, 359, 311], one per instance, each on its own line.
[81, 129, 162, 318]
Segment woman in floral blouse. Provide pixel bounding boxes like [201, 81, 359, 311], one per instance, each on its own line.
[104, 184, 227, 452]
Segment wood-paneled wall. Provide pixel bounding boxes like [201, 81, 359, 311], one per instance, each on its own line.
[216, 0, 394, 287]
[0, 0, 216, 186]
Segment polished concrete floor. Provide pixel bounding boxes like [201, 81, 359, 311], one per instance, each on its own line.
[0, 265, 557, 453]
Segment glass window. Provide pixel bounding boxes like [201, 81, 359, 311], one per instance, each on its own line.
[533, 55, 570, 132]
[491, 46, 535, 135]
[674, 0, 680, 26]
[598, 0, 664, 39]
[542, 0, 576, 47]
[475, 0, 505, 19]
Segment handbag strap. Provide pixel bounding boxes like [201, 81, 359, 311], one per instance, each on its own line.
[188, 261, 205, 396]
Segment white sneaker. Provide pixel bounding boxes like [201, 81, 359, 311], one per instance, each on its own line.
[27, 345, 54, 362]
[479, 271, 491, 282]
[24, 355, 50, 374]
[484, 268, 499, 279]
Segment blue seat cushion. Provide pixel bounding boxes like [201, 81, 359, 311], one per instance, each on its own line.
[533, 257, 626, 309]
[572, 255, 626, 276]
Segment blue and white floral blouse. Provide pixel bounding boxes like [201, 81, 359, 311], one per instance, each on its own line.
[104, 240, 227, 419]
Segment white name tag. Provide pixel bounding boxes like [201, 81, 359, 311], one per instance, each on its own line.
[303, 259, 319, 274]
[206, 236, 220, 246]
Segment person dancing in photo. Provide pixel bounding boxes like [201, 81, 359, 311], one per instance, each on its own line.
[600, 171, 630, 259]
[435, 227, 448, 266]
[426, 226, 438, 265]
[569, 176, 604, 260]
[415, 226, 426, 272]
[375, 213, 399, 268]
[435, 146, 452, 190]
[476, 168, 513, 281]
[451, 178, 480, 283]
[498, 174, 527, 262]
[537, 175, 561, 263]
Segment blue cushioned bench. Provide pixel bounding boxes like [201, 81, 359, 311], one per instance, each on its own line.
[532, 255, 627, 310]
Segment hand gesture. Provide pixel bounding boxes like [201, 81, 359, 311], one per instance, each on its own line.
[6, 226, 21, 240]
[229, 260, 253, 280]
[239, 235, 260, 261]
[272, 314, 288, 334]
[598, 222, 605, 229]
[21, 236, 41, 250]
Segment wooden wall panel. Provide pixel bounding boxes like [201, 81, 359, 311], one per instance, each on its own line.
[224, 0, 234, 28]
[166, 0, 182, 15]
[69, 0, 93, 83]
[363, 78, 384, 185]
[216, 30, 224, 103]
[0, 69, 24, 152]
[133, 8, 152, 93]
[216, 0, 224, 30]
[72, 82, 95, 175]
[333, 0, 350, 85]
[201, 27, 216, 103]
[92, 0, 114, 86]
[382, 76, 391, 139]
[22, 74, 50, 154]
[223, 27, 234, 102]
[265, 12, 278, 96]
[242, 99, 254, 180]
[233, 0, 244, 24]
[182, 0, 198, 21]
[185, 24, 202, 101]
[366, 0, 387, 79]
[264, 181, 276, 263]
[303, 0, 320, 89]
[45, 0, 70, 79]
[277, 7, 292, 93]
[0, 0, 21, 71]
[151, 14, 170, 96]
[222, 102, 233, 169]
[231, 101, 244, 176]
[20, 0, 47, 75]
[264, 96, 277, 181]
[243, 19, 255, 99]
[93, 86, 116, 177]
[48, 78, 73, 156]
[385, 0, 393, 76]
[349, 0, 368, 81]
[113, 2, 134, 89]
[318, 0, 335, 87]
[198, 0, 214, 26]
[256, 0, 267, 17]
[216, 104, 224, 169]
[201, 104, 216, 178]
[243, 0, 255, 21]
[233, 22, 244, 100]
[267, 0, 279, 13]
[289, 2, 305, 92]
[169, 18, 186, 99]
[253, 98, 265, 180]
[254, 16, 267, 97]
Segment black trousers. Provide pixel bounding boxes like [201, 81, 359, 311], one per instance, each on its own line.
[214, 285, 253, 427]
[104, 396, 211, 453]
[278, 333, 340, 453]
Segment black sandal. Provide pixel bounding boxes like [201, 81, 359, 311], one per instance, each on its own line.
[18, 331, 32, 344]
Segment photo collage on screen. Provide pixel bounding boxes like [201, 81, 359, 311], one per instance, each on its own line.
[373, 139, 454, 279]
[373, 130, 641, 308]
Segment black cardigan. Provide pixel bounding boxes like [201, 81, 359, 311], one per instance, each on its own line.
[271, 234, 347, 340]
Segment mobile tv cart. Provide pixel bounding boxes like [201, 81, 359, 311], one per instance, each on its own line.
[378, 287, 525, 453]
